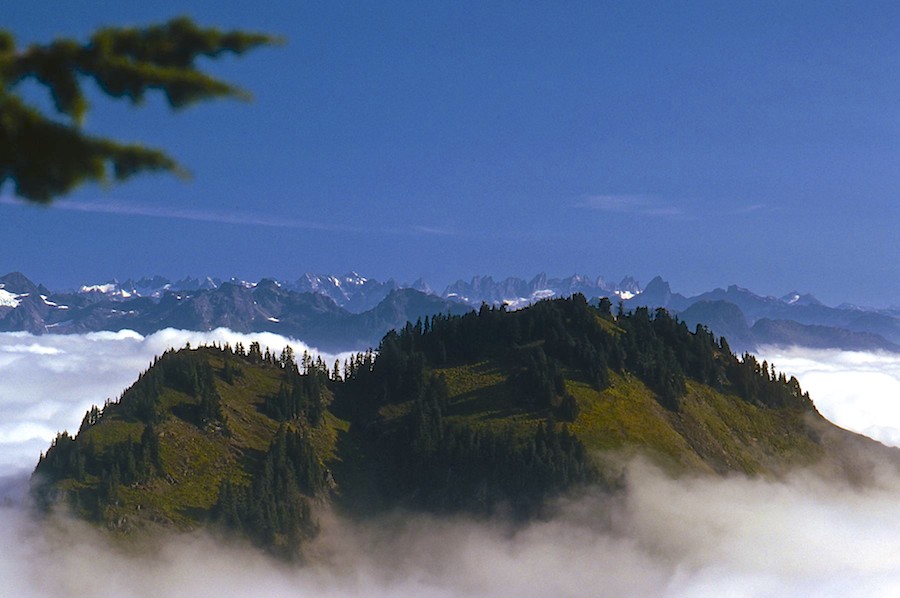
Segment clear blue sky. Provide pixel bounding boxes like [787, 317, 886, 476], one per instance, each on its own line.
[2, 1, 897, 306]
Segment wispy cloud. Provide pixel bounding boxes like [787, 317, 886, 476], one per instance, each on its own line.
[574, 194, 684, 218]
[0, 196, 357, 233]
[575, 195, 773, 219]
[731, 203, 767, 214]
[409, 225, 457, 236]
[0, 196, 464, 238]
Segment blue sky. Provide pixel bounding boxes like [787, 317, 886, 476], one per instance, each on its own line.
[2, 1, 897, 306]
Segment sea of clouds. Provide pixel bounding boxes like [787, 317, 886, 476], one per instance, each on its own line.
[757, 346, 900, 449]
[2, 331, 900, 597]
[0, 329, 354, 476]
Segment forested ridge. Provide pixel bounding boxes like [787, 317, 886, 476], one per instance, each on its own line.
[33, 341, 333, 557]
[344, 294, 813, 416]
[34, 295, 851, 556]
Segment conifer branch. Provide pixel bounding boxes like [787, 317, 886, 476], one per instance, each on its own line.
[0, 17, 280, 204]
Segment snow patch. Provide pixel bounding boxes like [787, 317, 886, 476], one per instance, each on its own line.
[344, 272, 368, 285]
[79, 284, 118, 294]
[0, 289, 20, 308]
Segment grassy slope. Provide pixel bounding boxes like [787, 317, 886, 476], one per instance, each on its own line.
[51, 345, 893, 532]
[431, 358, 848, 479]
[62, 348, 347, 531]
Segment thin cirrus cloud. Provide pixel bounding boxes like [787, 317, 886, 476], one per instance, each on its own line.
[0, 196, 457, 237]
[0, 195, 353, 232]
[409, 224, 460, 236]
[575, 195, 769, 218]
[574, 194, 685, 217]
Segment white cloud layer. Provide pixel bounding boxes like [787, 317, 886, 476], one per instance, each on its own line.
[2, 338, 900, 596]
[757, 347, 900, 448]
[3, 461, 900, 597]
[0, 329, 353, 475]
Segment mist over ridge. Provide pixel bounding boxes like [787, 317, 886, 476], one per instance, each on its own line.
[0, 328, 351, 475]
[4, 327, 900, 595]
[5, 458, 900, 597]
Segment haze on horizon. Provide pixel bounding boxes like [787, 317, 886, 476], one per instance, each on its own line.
[1, 1, 897, 307]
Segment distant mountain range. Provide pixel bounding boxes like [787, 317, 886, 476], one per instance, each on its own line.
[628, 276, 900, 353]
[0, 272, 469, 352]
[1, 271, 897, 354]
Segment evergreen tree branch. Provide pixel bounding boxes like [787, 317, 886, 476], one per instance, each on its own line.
[0, 17, 280, 204]
[0, 93, 184, 204]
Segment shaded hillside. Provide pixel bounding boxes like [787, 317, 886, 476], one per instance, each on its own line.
[678, 300, 753, 349]
[33, 296, 898, 557]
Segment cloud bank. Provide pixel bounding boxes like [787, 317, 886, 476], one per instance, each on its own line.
[3, 339, 900, 595]
[3, 461, 900, 597]
[0, 329, 353, 475]
[758, 347, 900, 448]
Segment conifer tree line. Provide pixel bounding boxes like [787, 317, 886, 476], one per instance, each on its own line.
[34, 423, 163, 515]
[356, 294, 812, 413]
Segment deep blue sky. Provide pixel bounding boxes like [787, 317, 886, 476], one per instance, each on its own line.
[2, 1, 897, 306]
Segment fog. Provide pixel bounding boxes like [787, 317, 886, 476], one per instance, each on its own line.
[4, 462, 900, 597]
[3, 337, 900, 596]
[758, 347, 900, 448]
[0, 329, 353, 475]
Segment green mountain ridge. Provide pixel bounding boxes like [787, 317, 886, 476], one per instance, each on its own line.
[32, 295, 898, 558]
